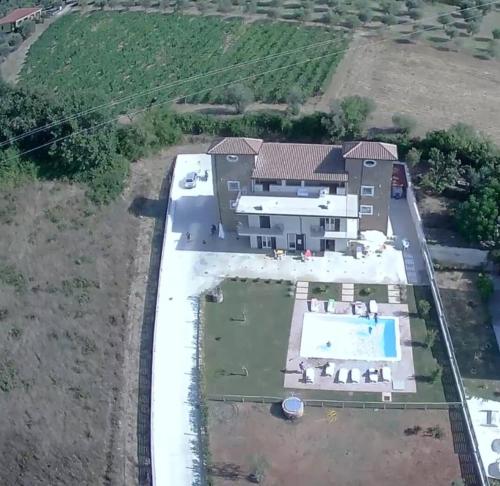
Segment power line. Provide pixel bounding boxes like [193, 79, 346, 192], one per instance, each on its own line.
[5, 8, 496, 164]
[0, 1, 495, 148]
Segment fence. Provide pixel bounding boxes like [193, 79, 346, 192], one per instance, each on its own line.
[207, 393, 462, 411]
[404, 164, 488, 485]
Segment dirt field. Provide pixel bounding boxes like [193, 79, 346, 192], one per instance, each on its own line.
[207, 402, 464, 486]
[0, 142, 205, 485]
[316, 35, 500, 143]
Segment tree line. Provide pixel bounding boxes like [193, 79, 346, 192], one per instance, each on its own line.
[0, 81, 498, 248]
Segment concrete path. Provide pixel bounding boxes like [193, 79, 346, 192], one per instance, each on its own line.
[389, 198, 428, 285]
[151, 153, 409, 485]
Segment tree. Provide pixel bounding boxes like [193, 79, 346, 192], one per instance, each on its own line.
[322, 96, 375, 141]
[476, 0, 492, 15]
[492, 28, 500, 40]
[267, 7, 279, 18]
[19, 20, 36, 41]
[245, 0, 257, 13]
[421, 147, 461, 193]
[392, 113, 417, 134]
[424, 329, 438, 349]
[380, 0, 399, 15]
[381, 13, 397, 25]
[487, 39, 500, 59]
[344, 14, 361, 29]
[417, 299, 431, 318]
[445, 25, 458, 41]
[217, 0, 232, 12]
[456, 180, 500, 246]
[405, 0, 422, 9]
[408, 8, 423, 20]
[226, 84, 254, 113]
[286, 86, 305, 116]
[429, 365, 442, 384]
[437, 12, 452, 28]
[466, 19, 481, 36]
[358, 8, 373, 23]
[406, 147, 421, 168]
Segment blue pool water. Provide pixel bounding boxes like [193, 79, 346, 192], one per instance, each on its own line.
[300, 313, 401, 361]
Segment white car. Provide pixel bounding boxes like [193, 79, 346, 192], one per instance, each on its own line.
[184, 172, 197, 189]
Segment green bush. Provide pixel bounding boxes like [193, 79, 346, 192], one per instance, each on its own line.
[477, 273, 494, 302]
[417, 299, 431, 318]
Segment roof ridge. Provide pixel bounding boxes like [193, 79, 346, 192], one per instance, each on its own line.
[342, 141, 362, 157]
[379, 142, 397, 159]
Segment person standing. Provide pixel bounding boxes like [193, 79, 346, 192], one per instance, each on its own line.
[186, 231, 191, 242]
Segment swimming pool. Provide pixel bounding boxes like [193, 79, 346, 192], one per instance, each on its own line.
[299, 312, 401, 361]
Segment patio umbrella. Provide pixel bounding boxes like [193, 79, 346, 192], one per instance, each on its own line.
[218, 223, 225, 240]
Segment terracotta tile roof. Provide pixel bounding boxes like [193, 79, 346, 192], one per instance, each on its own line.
[342, 141, 398, 161]
[252, 143, 348, 182]
[0, 7, 42, 25]
[207, 137, 263, 155]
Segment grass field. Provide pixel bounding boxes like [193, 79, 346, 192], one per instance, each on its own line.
[203, 279, 449, 402]
[20, 12, 347, 109]
[436, 270, 500, 400]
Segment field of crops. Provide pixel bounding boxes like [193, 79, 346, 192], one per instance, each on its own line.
[20, 13, 347, 110]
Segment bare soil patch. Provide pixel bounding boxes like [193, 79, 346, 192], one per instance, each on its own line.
[208, 402, 464, 485]
[0, 142, 204, 485]
[315, 37, 500, 143]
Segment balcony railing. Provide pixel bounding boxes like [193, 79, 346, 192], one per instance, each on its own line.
[310, 225, 358, 239]
[237, 222, 284, 237]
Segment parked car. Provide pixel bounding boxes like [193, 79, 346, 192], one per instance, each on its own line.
[184, 172, 197, 189]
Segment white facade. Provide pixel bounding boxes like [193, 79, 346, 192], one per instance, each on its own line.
[239, 214, 358, 252]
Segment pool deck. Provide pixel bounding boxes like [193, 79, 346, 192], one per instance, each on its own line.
[284, 297, 416, 394]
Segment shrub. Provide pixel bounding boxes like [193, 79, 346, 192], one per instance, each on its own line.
[406, 147, 421, 168]
[392, 113, 417, 134]
[424, 328, 438, 349]
[359, 287, 372, 296]
[417, 299, 431, 318]
[477, 273, 494, 302]
[226, 84, 254, 114]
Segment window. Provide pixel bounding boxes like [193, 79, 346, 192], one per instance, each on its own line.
[227, 180, 240, 192]
[229, 200, 237, 209]
[360, 205, 373, 215]
[363, 160, 377, 168]
[320, 217, 340, 232]
[285, 180, 302, 186]
[361, 185, 375, 197]
[259, 215, 271, 229]
[226, 155, 239, 162]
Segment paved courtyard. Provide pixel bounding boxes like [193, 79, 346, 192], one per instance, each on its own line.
[151, 153, 419, 485]
[283, 296, 416, 395]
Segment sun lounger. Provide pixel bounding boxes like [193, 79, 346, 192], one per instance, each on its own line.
[324, 362, 335, 377]
[305, 367, 315, 384]
[492, 439, 500, 453]
[368, 368, 378, 383]
[381, 366, 391, 383]
[310, 298, 320, 312]
[350, 368, 361, 383]
[369, 300, 378, 314]
[327, 299, 336, 313]
[338, 368, 348, 384]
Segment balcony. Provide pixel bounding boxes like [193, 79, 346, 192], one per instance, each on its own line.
[310, 225, 358, 239]
[237, 222, 284, 237]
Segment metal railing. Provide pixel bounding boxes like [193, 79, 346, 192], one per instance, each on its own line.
[404, 164, 488, 485]
[207, 393, 462, 410]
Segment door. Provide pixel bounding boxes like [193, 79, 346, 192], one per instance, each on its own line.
[258, 236, 276, 249]
[295, 234, 305, 251]
[287, 233, 296, 250]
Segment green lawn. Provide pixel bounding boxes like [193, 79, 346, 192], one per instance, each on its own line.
[203, 279, 451, 402]
[308, 282, 342, 301]
[21, 12, 347, 110]
[353, 283, 388, 303]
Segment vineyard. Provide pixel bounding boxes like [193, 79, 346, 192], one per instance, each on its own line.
[20, 13, 347, 110]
